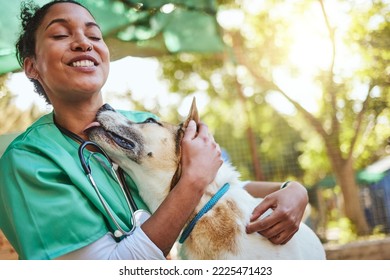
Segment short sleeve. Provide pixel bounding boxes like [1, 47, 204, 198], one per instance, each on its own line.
[0, 146, 109, 259]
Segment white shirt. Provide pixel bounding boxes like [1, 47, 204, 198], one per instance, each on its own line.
[57, 227, 165, 260]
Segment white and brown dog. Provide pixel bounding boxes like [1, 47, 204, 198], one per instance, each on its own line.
[86, 99, 326, 260]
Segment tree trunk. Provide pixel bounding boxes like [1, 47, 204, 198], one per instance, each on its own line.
[246, 125, 264, 181]
[326, 146, 370, 235]
[234, 75, 264, 181]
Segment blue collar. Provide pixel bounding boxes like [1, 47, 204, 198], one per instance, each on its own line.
[179, 183, 230, 244]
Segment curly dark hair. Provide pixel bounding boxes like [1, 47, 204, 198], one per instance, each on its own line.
[15, 0, 92, 104]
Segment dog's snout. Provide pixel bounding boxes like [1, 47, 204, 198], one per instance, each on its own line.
[99, 103, 116, 112]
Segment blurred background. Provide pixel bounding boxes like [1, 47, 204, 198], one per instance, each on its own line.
[1, 0, 389, 259]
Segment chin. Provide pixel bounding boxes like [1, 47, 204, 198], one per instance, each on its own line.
[75, 78, 105, 93]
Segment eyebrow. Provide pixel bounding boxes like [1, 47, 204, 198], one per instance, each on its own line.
[45, 18, 101, 30]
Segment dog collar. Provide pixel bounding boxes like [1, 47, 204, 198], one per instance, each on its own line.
[179, 183, 230, 244]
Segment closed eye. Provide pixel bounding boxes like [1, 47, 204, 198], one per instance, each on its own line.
[52, 34, 68, 39]
[143, 118, 161, 125]
[87, 34, 102, 41]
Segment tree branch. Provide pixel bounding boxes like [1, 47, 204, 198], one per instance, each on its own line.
[318, 0, 339, 138]
[348, 83, 375, 159]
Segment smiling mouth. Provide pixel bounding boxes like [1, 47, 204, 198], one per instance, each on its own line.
[70, 60, 95, 67]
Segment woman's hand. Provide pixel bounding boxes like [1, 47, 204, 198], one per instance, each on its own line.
[246, 181, 308, 245]
[180, 120, 222, 190]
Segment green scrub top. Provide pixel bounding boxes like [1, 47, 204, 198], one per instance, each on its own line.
[0, 109, 158, 259]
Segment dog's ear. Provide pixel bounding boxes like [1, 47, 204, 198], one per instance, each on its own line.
[182, 97, 199, 130]
[170, 97, 200, 191]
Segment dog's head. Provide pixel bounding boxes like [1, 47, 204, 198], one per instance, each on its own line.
[85, 98, 199, 209]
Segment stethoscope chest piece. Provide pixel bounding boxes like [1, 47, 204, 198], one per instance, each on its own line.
[114, 209, 151, 238]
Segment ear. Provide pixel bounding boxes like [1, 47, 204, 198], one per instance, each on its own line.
[24, 57, 39, 80]
[170, 97, 200, 190]
[182, 97, 200, 130]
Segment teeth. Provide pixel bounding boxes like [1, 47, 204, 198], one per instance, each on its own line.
[71, 60, 94, 67]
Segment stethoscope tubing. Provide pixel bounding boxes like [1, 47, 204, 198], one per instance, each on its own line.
[78, 141, 141, 238]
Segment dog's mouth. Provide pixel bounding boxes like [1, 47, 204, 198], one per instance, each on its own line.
[84, 122, 136, 150]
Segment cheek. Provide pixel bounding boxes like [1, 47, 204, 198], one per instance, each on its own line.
[101, 62, 110, 83]
[146, 139, 178, 167]
[98, 43, 110, 64]
[35, 43, 63, 73]
[101, 42, 110, 60]
[96, 46, 110, 82]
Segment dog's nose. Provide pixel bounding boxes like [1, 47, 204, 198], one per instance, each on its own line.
[99, 103, 116, 112]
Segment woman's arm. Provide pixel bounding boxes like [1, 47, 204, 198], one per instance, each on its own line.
[243, 181, 283, 198]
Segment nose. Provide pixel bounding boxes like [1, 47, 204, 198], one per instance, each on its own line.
[99, 103, 116, 112]
[71, 35, 93, 52]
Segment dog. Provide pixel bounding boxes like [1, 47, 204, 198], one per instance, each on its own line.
[86, 99, 326, 260]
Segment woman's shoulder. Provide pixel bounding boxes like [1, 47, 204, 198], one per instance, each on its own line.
[1, 112, 59, 157]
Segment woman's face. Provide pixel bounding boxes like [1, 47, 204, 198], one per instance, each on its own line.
[26, 3, 110, 105]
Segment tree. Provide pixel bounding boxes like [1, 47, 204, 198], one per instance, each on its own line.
[158, 0, 390, 235]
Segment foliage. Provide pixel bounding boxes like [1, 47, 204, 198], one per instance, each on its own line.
[158, 52, 305, 181]
[158, 0, 389, 179]
[1, 0, 389, 236]
[157, 0, 390, 235]
[327, 217, 357, 245]
[345, 0, 390, 167]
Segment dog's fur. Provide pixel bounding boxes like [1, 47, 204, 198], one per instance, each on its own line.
[86, 100, 326, 260]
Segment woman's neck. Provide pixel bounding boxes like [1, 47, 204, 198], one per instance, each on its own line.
[53, 98, 104, 141]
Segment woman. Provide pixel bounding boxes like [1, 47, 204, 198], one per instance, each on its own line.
[0, 0, 308, 259]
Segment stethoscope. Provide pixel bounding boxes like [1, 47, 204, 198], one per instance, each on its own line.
[56, 121, 151, 239]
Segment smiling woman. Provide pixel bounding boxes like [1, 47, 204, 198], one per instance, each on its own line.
[0, 0, 311, 260]
[20, 3, 110, 111]
[0, 0, 224, 260]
